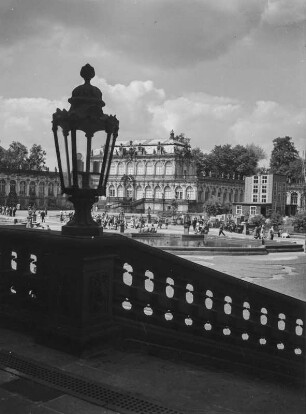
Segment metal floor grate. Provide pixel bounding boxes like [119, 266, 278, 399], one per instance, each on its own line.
[0, 349, 181, 414]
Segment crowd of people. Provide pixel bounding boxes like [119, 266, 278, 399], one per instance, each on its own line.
[89, 213, 170, 233]
[1, 205, 292, 239]
[0, 205, 17, 217]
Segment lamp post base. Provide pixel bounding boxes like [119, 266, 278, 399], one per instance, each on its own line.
[62, 189, 103, 237]
[62, 225, 103, 237]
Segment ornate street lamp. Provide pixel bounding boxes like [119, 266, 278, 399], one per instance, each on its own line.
[52, 64, 119, 236]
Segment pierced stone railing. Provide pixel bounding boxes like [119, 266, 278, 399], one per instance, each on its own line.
[0, 226, 304, 382]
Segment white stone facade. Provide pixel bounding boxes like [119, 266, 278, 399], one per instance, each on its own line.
[91, 135, 245, 213]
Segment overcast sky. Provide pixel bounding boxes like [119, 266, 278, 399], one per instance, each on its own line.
[0, 0, 305, 169]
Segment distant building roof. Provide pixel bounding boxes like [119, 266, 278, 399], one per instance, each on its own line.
[92, 136, 186, 157]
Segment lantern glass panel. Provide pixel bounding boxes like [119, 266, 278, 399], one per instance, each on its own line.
[100, 133, 116, 192]
[57, 132, 73, 189]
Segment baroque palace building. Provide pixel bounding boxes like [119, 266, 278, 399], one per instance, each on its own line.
[0, 168, 64, 210]
[91, 131, 245, 213]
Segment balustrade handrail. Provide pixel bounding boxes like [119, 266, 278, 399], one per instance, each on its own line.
[0, 225, 304, 381]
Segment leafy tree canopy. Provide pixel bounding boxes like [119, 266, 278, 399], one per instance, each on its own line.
[27, 144, 47, 171]
[205, 198, 231, 216]
[292, 210, 306, 230]
[191, 143, 266, 178]
[269, 136, 302, 182]
[0, 141, 47, 171]
[248, 214, 266, 227]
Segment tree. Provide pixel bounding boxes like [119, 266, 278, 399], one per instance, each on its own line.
[192, 143, 265, 178]
[205, 198, 231, 216]
[292, 211, 306, 231]
[269, 137, 301, 181]
[27, 144, 47, 171]
[1, 141, 28, 169]
[0, 141, 48, 171]
[248, 214, 266, 227]
[174, 133, 192, 158]
[268, 212, 283, 228]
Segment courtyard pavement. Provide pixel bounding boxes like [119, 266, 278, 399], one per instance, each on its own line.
[0, 211, 305, 413]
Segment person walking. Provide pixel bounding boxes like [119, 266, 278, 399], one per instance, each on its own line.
[40, 210, 46, 223]
[269, 227, 274, 240]
[260, 224, 265, 240]
[219, 222, 226, 236]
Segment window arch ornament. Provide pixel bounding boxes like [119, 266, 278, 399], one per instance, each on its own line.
[127, 162, 134, 175]
[155, 161, 163, 175]
[108, 185, 115, 197]
[186, 186, 195, 200]
[117, 185, 123, 197]
[20, 181, 26, 195]
[136, 186, 143, 200]
[0, 179, 6, 195]
[39, 182, 45, 197]
[10, 180, 16, 193]
[175, 186, 183, 199]
[48, 182, 54, 196]
[154, 186, 162, 199]
[291, 192, 298, 205]
[145, 186, 153, 198]
[110, 162, 117, 175]
[165, 161, 173, 175]
[164, 186, 172, 199]
[146, 162, 154, 175]
[29, 181, 36, 196]
[118, 162, 125, 175]
[136, 162, 145, 175]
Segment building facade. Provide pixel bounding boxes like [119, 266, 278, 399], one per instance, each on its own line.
[0, 169, 64, 210]
[233, 173, 287, 218]
[91, 132, 245, 213]
[286, 183, 306, 215]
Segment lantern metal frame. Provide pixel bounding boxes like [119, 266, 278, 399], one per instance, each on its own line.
[52, 64, 119, 236]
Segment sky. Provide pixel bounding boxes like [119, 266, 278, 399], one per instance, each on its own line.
[0, 0, 305, 170]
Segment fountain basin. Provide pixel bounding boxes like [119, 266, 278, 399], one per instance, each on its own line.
[129, 233, 304, 255]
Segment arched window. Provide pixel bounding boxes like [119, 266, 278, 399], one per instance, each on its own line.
[154, 186, 162, 199]
[164, 186, 172, 199]
[117, 185, 123, 197]
[10, 180, 16, 193]
[136, 186, 143, 200]
[234, 190, 238, 202]
[126, 185, 133, 198]
[165, 162, 173, 175]
[145, 186, 152, 198]
[205, 189, 210, 201]
[0, 179, 6, 195]
[48, 182, 54, 196]
[176, 186, 183, 199]
[136, 162, 144, 175]
[291, 192, 298, 205]
[108, 185, 115, 197]
[127, 162, 134, 175]
[39, 182, 45, 197]
[118, 163, 125, 175]
[146, 162, 153, 175]
[29, 181, 36, 196]
[20, 181, 26, 195]
[110, 162, 117, 175]
[186, 186, 195, 200]
[155, 162, 163, 175]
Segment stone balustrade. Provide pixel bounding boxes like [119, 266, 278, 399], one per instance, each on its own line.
[0, 226, 304, 382]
